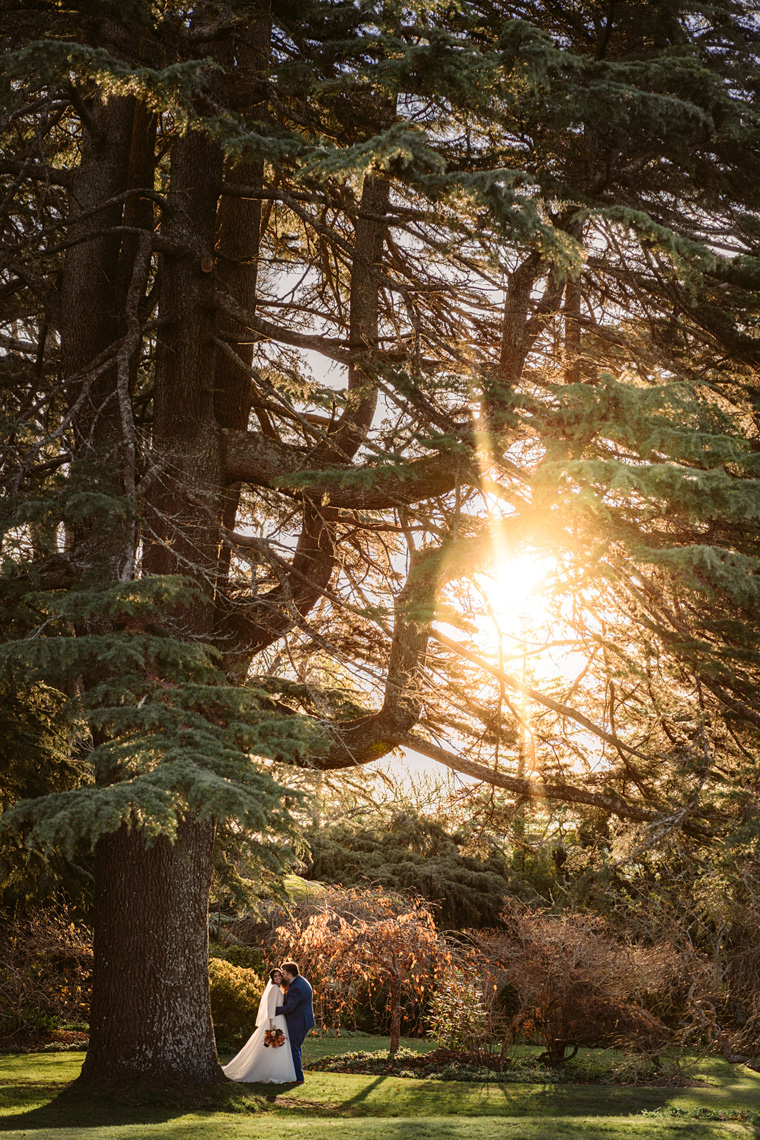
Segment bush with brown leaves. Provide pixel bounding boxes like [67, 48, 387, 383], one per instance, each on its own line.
[232, 886, 462, 1054]
[480, 903, 679, 1064]
[0, 907, 92, 1044]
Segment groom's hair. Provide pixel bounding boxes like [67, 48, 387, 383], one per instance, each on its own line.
[282, 961, 300, 976]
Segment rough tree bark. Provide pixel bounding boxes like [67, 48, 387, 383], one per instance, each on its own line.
[76, 112, 229, 1084]
[79, 819, 220, 1085]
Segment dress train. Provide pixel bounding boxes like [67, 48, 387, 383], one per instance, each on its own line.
[223, 981, 296, 1084]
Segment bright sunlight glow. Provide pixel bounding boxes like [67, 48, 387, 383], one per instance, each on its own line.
[476, 552, 555, 634]
[468, 550, 591, 688]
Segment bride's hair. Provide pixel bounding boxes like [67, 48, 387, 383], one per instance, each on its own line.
[269, 968, 282, 983]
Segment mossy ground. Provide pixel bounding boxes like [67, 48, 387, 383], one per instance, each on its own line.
[2, 1037, 760, 1138]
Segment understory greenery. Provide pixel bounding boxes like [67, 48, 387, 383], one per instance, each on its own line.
[7, 839, 760, 1069]
[426, 976, 489, 1056]
[304, 1046, 687, 1087]
[302, 813, 512, 929]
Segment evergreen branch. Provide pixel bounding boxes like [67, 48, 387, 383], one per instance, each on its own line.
[222, 423, 471, 508]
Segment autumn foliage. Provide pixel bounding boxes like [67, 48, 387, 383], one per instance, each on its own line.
[0, 907, 92, 1045]
[272, 887, 456, 1053]
[481, 904, 680, 1064]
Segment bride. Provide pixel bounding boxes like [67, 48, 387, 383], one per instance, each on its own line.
[222, 967, 296, 1083]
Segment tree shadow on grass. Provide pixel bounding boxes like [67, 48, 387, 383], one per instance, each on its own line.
[345, 1077, 686, 1119]
[0, 1079, 266, 1131]
[490, 1080, 690, 1117]
[342, 1076, 389, 1107]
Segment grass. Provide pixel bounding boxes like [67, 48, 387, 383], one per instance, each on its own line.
[2, 1037, 760, 1138]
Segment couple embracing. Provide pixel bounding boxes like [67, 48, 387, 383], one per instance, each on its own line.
[223, 961, 314, 1085]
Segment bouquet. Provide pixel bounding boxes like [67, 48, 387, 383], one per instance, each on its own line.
[264, 1028, 285, 1048]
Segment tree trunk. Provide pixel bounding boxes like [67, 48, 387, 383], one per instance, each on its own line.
[74, 120, 227, 1087]
[61, 94, 135, 582]
[389, 974, 401, 1055]
[77, 817, 222, 1087]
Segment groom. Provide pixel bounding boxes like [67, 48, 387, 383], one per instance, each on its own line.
[275, 961, 315, 1084]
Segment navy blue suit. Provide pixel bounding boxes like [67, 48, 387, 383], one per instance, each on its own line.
[275, 975, 315, 1082]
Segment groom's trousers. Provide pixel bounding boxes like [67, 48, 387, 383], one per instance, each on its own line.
[290, 1038, 304, 1082]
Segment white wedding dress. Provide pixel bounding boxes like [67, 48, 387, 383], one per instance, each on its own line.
[223, 980, 296, 1083]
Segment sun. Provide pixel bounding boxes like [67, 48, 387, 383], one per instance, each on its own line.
[471, 551, 592, 687]
[435, 547, 591, 687]
[475, 552, 556, 637]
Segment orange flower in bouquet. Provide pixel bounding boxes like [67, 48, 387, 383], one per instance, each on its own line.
[264, 1028, 285, 1048]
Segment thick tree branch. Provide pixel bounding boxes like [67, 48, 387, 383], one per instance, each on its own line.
[221, 425, 472, 507]
[400, 734, 704, 830]
[213, 501, 337, 672]
[215, 292, 349, 363]
[0, 157, 71, 187]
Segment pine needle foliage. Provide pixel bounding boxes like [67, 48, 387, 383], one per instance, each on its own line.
[2, 0, 760, 1084]
[304, 811, 512, 929]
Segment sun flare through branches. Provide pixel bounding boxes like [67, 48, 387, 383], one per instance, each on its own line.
[443, 548, 592, 691]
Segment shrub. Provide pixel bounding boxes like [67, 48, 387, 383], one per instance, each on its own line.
[481, 904, 675, 1064]
[0, 907, 92, 1044]
[272, 886, 458, 1053]
[427, 972, 489, 1054]
[209, 958, 264, 1050]
[209, 941, 266, 973]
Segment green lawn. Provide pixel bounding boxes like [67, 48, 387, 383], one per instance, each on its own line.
[2, 1037, 760, 1138]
